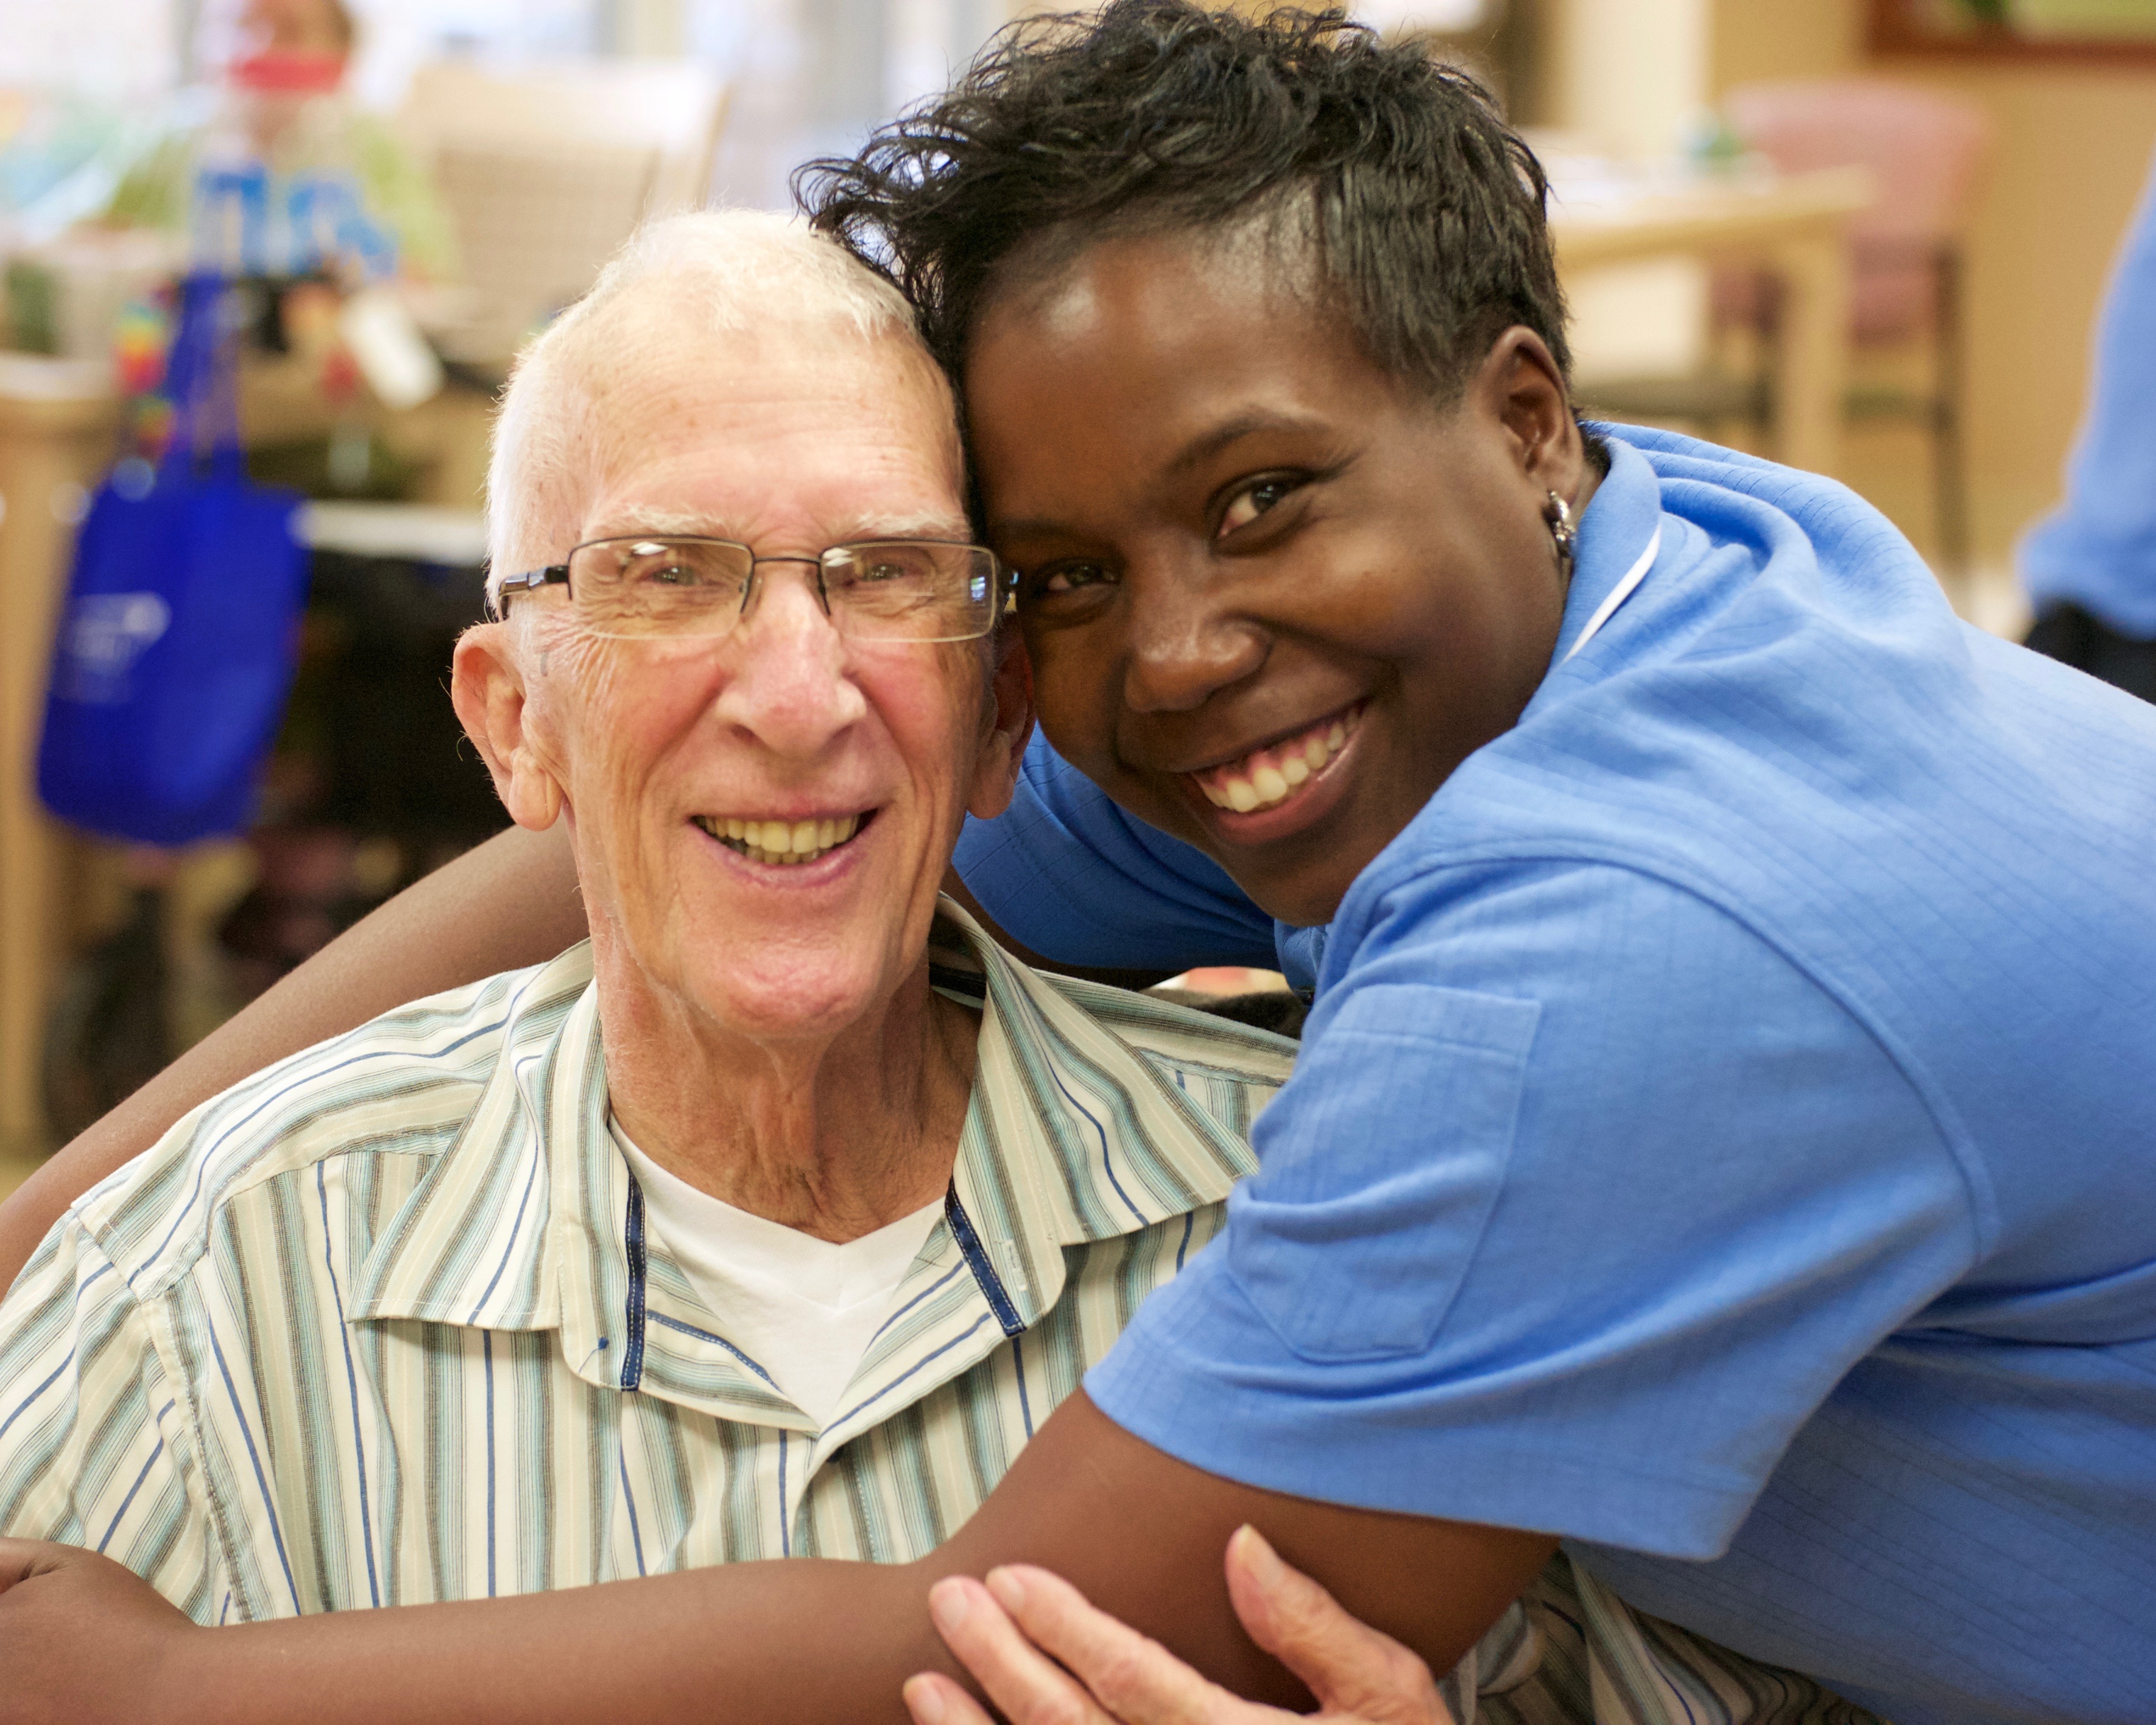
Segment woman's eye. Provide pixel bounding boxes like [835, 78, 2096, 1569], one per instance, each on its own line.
[1027, 560, 1115, 599]
[1217, 478, 1298, 538]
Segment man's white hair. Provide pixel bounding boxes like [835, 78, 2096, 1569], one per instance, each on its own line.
[485, 208, 941, 603]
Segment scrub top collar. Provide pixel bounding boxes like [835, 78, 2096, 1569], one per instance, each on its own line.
[1543, 429, 1666, 672]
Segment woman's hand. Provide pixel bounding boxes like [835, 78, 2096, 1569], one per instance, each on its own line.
[906, 1525, 1457, 1725]
[0, 1538, 193, 1725]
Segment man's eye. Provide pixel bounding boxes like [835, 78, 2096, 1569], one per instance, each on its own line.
[1217, 478, 1299, 538]
[621, 551, 727, 588]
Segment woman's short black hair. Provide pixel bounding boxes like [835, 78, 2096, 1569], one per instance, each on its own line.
[799, 0, 1569, 404]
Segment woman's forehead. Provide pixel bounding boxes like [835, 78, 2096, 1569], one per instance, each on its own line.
[973, 205, 1322, 353]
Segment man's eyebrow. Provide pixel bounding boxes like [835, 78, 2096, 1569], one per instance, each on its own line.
[843, 509, 973, 541]
[582, 508, 972, 543]
[587, 508, 735, 541]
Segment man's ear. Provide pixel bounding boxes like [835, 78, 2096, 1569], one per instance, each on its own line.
[966, 629, 1036, 822]
[452, 621, 566, 831]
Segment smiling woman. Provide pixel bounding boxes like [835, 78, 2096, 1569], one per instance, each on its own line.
[808, 4, 1603, 928]
[964, 228, 1582, 926]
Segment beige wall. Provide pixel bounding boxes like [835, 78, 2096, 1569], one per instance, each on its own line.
[1546, 0, 1709, 153]
[1712, 0, 2156, 566]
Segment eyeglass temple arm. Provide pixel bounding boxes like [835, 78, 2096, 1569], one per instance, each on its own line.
[488, 564, 570, 618]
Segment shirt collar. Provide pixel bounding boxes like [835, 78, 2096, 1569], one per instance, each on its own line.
[934, 897, 1265, 1328]
[348, 903, 1274, 1436]
[346, 945, 594, 1336]
[1544, 428, 1668, 671]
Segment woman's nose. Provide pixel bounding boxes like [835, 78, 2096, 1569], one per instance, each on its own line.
[712, 565, 868, 753]
[1119, 571, 1267, 714]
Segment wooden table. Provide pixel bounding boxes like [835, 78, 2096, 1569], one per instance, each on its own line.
[1549, 166, 1875, 476]
[0, 359, 121, 1152]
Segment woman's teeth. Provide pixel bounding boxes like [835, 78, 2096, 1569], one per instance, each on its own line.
[1197, 713, 1353, 814]
[695, 813, 861, 866]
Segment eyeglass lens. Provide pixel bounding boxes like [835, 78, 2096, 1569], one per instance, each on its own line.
[568, 538, 997, 642]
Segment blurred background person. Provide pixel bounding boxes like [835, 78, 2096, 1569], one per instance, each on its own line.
[2020, 145, 2156, 705]
[102, 0, 453, 283]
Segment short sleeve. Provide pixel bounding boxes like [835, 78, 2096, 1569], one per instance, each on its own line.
[1086, 858, 1981, 1559]
[954, 731, 1278, 971]
[0, 1216, 220, 1618]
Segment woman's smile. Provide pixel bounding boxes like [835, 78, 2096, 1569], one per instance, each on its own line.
[1187, 700, 1361, 815]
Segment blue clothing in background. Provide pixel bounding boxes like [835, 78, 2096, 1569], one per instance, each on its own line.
[2022, 147, 2156, 637]
[957, 428, 2156, 1725]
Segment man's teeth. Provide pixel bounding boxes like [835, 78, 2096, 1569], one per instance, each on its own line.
[1199, 717, 1351, 814]
[696, 813, 861, 866]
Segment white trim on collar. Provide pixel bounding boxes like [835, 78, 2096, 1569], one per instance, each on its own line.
[1561, 523, 1663, 664]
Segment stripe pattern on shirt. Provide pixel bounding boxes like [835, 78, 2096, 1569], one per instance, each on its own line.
[0, 905, 1289, 1617]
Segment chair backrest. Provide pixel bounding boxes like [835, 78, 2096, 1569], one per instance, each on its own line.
[398, 58, 730, 356]
[1725, 78, 1991, 341]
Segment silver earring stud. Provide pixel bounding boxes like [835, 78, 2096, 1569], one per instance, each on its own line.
[1544, 490, 1576, 582]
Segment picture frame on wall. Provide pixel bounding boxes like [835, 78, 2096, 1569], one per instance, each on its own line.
[1869, 0, 2156, 63]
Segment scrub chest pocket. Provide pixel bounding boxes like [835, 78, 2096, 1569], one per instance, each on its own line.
[1227, 982, 1541, 1361]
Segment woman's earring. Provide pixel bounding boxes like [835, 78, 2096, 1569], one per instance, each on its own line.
[1544, 490, 1577, 583]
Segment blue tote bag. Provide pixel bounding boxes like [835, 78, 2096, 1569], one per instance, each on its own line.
[37, 273, 309, 845]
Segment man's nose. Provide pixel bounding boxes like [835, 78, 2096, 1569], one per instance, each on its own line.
[1119, 564, 1267, 714]
[711, 563, 868, 754]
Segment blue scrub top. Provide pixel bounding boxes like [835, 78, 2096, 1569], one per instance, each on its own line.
[2023, 145, 2156, 637]
[954, 426, 2156, 1725]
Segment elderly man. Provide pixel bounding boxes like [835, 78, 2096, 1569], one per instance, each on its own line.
[0, 211, 1297, 1616]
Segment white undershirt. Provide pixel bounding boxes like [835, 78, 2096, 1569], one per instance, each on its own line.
[613, 1127, 945, 1428]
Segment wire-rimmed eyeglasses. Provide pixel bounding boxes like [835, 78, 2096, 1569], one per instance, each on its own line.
[491, 535, 1015, 644]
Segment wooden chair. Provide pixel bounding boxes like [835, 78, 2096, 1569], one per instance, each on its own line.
[1585, 79, 1990, 573]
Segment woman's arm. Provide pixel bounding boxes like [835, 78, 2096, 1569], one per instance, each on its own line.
[0, 1392, 1551, 1725]
[0, 824, 587, 1291]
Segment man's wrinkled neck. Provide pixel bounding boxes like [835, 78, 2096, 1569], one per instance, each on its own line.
[588, 925, 978, 1244]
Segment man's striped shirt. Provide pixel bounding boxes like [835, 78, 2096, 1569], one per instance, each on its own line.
[0, 908, 1291, 1620]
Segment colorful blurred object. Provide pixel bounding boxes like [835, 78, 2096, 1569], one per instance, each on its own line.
[112, 295, 167, 394]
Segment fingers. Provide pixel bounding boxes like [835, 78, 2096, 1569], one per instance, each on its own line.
[903, 1672, 999, 1725]
[925, 1575, 1115, 1725]
[974, 1564, 1239, 1725]
[1222, 1527, 1452, 1725]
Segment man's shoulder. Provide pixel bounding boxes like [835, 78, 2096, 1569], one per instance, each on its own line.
[73, 947, 596, 1298]
[1025, 972, 1293, 1189]
[1045, 972, 1297, 1083]
[939, 902, 1292, 1201]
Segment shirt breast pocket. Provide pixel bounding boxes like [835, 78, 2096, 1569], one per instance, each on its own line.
[1228, 982, 1540, 1362]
